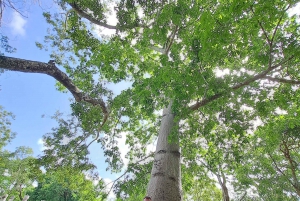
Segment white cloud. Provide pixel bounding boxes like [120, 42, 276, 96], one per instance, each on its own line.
[92, 2, 117, 38]
[37, 138, 46, 151]
[117, 132, 129, 167]
[215, 68, 230, 77]
[9, 11, 27, 36]
[275, 107, 287, 115]
[32, 180, 38, 187]
[38, 138, 55, 152]
[288, 3, 300, 17]
[103, 178, 116, 200]
[146, 140, 156, 155]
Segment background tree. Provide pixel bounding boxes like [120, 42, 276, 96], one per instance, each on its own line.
[235, 105, 300, 200]
[1, 147, 38, 201]
[181, 165, 222, 201]
[28, 167, 106, 201]
[0, 105, 16, 197]
[0, 105, 15, 150]
[0, 0, 300, 200]
[0, 106, 38, 201]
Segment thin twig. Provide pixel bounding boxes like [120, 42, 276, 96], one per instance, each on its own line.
[249, 6, 270, 45]
[6, 0, 28, 18]
[63, 9, 72, 32]
[105, 152, 155, 195]
[86, 112, 109, 148]
[268, 152, 287, 177]
[165, 25, 179, 55]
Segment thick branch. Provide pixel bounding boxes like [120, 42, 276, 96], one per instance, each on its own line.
[68, 2, 117, 29]
[190, 56, 295, 110]
[0, 56, 108, 115]
[264, 76, 300, 84]
[0, 194, 8, 201]
[268, 152, 300, 193]
[281, 141, 300, 195]
[215, 171, 230, 201]
[18, 186, 23, 201]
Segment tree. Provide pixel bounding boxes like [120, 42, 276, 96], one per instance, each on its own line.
[181, 165, 222, 201]
[1, 147, 37, 201]
[0, 34, 15, 56]
[0, 106, 15, 150]
[235, 105, 300, 200]
[0, 106, 16, 196]
[0, 106, 36, 201]
[1, 0, 300, 200]
[28, 167, 105, 201]
[180, 102, 255, 201]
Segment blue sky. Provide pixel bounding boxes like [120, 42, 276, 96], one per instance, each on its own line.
[0, 2, 67, 153]
[0, 1, 131, 193]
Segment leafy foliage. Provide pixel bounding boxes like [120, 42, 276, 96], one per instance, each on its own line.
[34, 0, 300, 199]
[0, 106, 15, 149]
[0, 106, 40, 200]
[28, 167, 106, 201]
[235, 106, 300, 200]
[0, 34, 16, 55]
[1, 0, 300, 200]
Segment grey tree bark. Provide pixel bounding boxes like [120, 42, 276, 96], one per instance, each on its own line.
[0, 195, 28, 201]
[22, 195, 29, 201]
[147, 104, 182, 201]
[8, 196, 15, 201]
[0, 195, 8, 201]
[0, 56, 108, 114]
[217, 173, 230, 201]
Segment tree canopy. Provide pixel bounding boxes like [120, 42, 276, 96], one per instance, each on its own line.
[0, 0, 300, 200]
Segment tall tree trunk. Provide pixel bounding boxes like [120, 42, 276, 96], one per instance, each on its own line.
[8, 196, 14, 201]
[147, 104, 182, 201]
[18, 184, 23, 201]
[217, 173, 230, 201]
[22, 195, 29, 201]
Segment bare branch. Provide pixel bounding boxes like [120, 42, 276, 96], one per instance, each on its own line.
[86, 109, 111, 148]
[0, 55, 109, 121]
[5, 0, 28, 18]
[104, 153, 154, 195]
